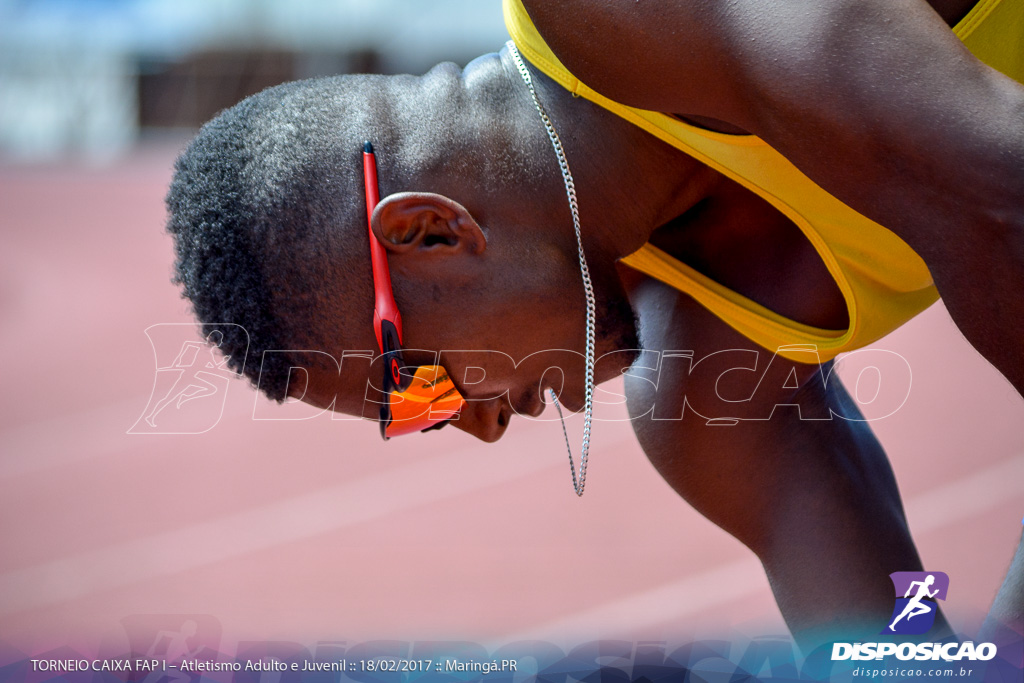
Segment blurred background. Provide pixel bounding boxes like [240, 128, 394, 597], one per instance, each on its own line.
[1, 0, 1023, 670]
[0, 0, 508, 163]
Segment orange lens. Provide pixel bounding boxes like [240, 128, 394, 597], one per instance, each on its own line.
[384, 365, 465, 438]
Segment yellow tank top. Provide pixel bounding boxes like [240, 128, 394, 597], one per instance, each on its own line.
[504, 0, 1024, 362]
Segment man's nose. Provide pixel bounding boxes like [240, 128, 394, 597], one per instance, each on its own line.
[450, 397, 510, 443]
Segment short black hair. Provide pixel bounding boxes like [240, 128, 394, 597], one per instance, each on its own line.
[166, 76, 379, 401]
[166, 62, 544, 403]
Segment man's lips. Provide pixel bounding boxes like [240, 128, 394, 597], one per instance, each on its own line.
[448, 377, 585, 419]
[540, 381, 585, 415]
[509, 386, 545, 417]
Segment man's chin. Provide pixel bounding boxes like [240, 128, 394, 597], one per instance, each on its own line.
[545, 389, 585, 415]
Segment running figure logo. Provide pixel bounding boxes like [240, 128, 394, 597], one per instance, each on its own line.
[119, 614, 222, 683]
[883, 571, 950, 635]
[129, 323, 248, 435]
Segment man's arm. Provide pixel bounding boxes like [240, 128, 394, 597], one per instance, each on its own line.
[521, 0, 1024, 247]
[621, 272, 939, 651]
[526, 0, 1024, 394]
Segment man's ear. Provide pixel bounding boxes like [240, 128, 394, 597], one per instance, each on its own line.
[370, 192, 486, 255]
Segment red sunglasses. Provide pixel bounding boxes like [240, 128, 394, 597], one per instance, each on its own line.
[362, 142, 465, 439]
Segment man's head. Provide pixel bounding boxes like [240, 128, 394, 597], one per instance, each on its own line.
[166, 51, 643, 441]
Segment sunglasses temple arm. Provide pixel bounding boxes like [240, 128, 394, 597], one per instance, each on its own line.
[363, 141, 404, 352]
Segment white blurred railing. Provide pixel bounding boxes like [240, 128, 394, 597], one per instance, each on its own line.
[0, 0, 507, 161]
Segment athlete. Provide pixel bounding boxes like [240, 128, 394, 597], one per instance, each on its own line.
[164, 0, 1023, 650]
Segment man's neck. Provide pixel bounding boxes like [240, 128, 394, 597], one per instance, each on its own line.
[492, 44, 715, 262]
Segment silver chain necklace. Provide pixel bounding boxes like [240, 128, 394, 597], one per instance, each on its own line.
[507, 40, 596, 497]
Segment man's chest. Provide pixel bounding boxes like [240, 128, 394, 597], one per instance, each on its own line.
[643, 172, 851, 335]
